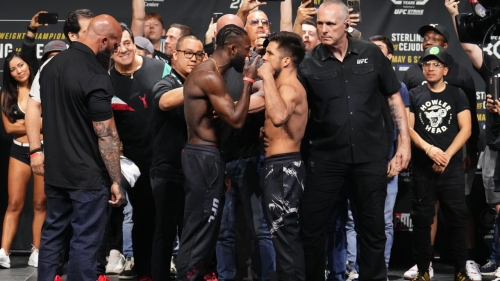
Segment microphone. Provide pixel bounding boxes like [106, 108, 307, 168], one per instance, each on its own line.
[475, 4, 487, 17]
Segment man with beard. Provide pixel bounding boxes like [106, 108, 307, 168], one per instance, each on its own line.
[258, 31, 307, 281]
[109, 24, 170, 281]
[209, 14, 276, 281]
[177, 24, 259, 280]
[37, 15, 124, 281]
[150, 34, 204, 281]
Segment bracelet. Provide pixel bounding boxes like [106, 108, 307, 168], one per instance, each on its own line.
[28, 147, 43, 156]
[243, 77, 255, 84]
[425, 145, 434, 155]
[27, 25, 38, 33]
[29, 151, 42, 158]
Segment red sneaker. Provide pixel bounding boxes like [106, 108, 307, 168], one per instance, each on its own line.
[138, 277, 153, 281]
[204, 272, 218, 281]
[97, 275, 112, 281]
[53, 275, 63, 281]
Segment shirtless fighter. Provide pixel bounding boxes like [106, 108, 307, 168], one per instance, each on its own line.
[176, 24, 260, 281]
[258, 31, 308, 281]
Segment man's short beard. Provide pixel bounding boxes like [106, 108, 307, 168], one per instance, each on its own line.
[96, 46, 112, 70]
[231, 55, 246, 73]
[273, 66, 282, 79]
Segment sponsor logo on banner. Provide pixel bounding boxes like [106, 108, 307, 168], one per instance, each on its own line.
[0, 31, 66, 59]
[394, 213, 413, 231]
[391, 33, 423, 73]
[145, 0, 164, 7]
[483, 36, 500, 59]
[391, 0, 429, 15]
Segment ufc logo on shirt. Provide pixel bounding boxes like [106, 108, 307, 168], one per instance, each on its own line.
[357, 59, 368, 64]
[208, 198, 220, 223]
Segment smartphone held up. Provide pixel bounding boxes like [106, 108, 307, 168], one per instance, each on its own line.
[37, 13, 58, 25]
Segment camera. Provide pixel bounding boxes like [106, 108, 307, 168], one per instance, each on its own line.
[455, 0, 500, 43]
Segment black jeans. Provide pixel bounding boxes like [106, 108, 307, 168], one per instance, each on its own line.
[261, 153, 305, 281]
[127, 165, 156, 277]
[411, 160, 467, 272]
[150, 173, 185, 281]
[300, 157, 387, 281]
[177, 144, 226, 281]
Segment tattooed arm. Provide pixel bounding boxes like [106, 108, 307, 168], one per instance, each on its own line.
[93, 117, 125, 206]
[386, 92, 411, 171]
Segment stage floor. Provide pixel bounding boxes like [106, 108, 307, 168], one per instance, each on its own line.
[0, 255, 497, 281]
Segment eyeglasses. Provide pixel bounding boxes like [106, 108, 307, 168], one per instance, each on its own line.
[422, 61, 444, 68]
[422, 37, 444, 43]
[249, 19, 270, 26]
[176, 50, 205, 61]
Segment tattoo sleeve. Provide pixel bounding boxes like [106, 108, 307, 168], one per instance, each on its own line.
[93, 118, 122, 186]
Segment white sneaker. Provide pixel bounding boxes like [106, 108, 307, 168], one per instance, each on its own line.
[0, 248, 10, 268]
[346, 269, 359, 281]
[495, 267, 500, 278]
[28, 246, 39, 268]
[403, 263, 434, 280]
[106, 249, 125, 274]
[466, 260, 482, 281]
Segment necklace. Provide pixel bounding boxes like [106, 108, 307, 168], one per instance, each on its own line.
[115, 59, 139, 79]
[208, 58, 220, 75]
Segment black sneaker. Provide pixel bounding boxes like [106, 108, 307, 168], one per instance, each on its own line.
[455, 270, 472, 281]
[481, 259, 497, 276]
[118, 257, 137, 280]
[412, 271, 431, 281]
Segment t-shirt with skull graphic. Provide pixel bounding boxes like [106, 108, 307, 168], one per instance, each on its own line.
[410, 84, 470, 164]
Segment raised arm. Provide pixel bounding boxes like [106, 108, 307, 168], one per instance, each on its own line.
[237, 0, 267, 24]
[131, 0, 145, 37]
[445, 0, 484, 69]
[280, 0, 293, 32]
[249, 80, 265, 113]
[206, 57, 259, 129]
[259, 63, 299, 126]
[292, 1, 316, 36]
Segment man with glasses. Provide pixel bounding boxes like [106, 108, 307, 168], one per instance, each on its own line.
[408, 45, 472, 281]
[245, 10, 271, 55]
[150, 35, 205, 281]
[402, 23, 480, 280]
[108, 24, 171, 281]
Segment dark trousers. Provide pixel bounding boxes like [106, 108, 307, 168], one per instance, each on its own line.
[300, 157, 387, 281]
[151, 174, 185, 281]
[411, 160, 467, 272]
[216, 155, 275, 281]
[261, 153, 306, 281]
[38, 184, 109, 281]
[127, 165, 156, 277]
[96, 205, 124, 275]
[177, 144, 226, 281]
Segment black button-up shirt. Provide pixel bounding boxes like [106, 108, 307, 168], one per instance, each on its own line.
[299, 37, 400, 163]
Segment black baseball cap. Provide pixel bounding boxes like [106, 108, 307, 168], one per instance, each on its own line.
[421, 46, 448, 65]
[418, 24, 450, 43]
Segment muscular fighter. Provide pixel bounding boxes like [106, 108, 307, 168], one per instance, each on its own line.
[258, 31, 307, 281]
[176, 24, 260, 280]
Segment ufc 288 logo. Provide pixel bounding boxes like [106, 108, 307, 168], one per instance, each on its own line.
[229, 0, 243, 9]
